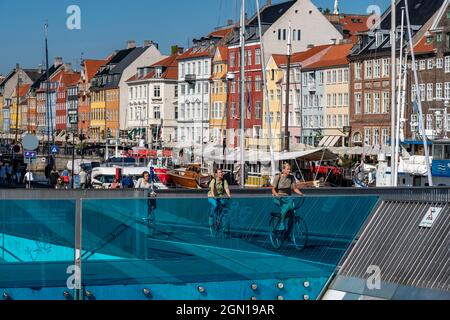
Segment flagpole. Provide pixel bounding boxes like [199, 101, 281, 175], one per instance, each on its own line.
[405, 0, 433, 186]
[390, 0, 396, 186]
[284, 22, 292, 152]
[240, 0, 246, 188]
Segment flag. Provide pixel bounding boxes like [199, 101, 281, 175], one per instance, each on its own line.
[412, 100, 419, 113]
[246, 80, 252, 117]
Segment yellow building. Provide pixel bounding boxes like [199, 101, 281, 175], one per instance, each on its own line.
[210, 46, 228, 144]
[90, 89, 106, 141]
[9, 84, 30, 133]
[317, 44, 353, 147]
[255, 54, 285, 152]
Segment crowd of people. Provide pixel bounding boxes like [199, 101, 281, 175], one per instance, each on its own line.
[0, 162, 31, 188]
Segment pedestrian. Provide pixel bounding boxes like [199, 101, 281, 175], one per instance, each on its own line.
[0, 164, 5, 185]
[55, 177, 65, 190]
[79, 167, 87, 189]
[111, 178, 121, 189]
[5, 163, 12, 185]
[50, 167, 60, 189]
[23, 171, 34, 189]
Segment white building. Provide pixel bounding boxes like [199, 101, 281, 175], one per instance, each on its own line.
[118, 40, 165, 133]
[177, 40, 216, 146]
[126, 54, 179, 147]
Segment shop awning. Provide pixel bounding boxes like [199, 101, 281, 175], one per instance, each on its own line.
[318, 135, 342, 147]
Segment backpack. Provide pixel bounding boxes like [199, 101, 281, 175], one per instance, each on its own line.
[274, 173, 295, 191]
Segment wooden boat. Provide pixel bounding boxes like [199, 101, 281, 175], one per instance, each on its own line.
[168, 164, 211, 189]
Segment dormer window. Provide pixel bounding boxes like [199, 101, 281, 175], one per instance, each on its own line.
[156, 68, 162, 78]
[375, 32, 384, 47]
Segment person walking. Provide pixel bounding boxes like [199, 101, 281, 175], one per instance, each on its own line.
[79, 167, 87, 189]
[50, 167, 60, 189]
[23, 171, 34, 189]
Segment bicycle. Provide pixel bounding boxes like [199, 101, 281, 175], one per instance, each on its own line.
[210, 198, 230, 238]
[269, 197, 308, 250]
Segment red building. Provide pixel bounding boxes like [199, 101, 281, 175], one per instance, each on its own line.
[51, 64, 80, 132]
[227, 39, 264, 148]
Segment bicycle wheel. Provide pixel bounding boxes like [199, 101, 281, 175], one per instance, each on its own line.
[269, 216, 284, 249]
[291, 216, 308, 251]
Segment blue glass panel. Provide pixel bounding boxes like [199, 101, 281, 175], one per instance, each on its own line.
[81, 195, 378, 300]
[0, 200, 76, 290]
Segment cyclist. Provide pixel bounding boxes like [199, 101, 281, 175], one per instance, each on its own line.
[272, 163, 304, 231]
[208, 168, 231, 227]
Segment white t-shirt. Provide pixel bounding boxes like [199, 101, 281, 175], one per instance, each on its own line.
[24, 172, 34, 182]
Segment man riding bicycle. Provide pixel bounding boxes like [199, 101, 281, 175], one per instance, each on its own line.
[272, 163, 304, 231]
[208, 168, 231, 227]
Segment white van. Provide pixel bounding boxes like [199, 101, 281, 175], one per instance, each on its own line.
[91, 167, 168, 190]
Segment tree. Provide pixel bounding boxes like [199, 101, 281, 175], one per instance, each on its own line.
[323, 8, 331, 15]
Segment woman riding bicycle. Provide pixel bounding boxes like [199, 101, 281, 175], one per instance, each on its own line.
[208, 168, 231, 227]
[272, 163, 304, 231]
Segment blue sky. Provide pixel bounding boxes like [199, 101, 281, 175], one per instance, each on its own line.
[0, 0, 390, 75]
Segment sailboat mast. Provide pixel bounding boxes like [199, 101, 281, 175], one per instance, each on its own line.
[405, 0, 433, 186]
[240, 0, 246, 188]
[394, 7, 405, 187]
[390, 0, 397, 186]
[255, 0, 276, 177]
[45, 23, 51, 161]
[284, 23, 292, 152]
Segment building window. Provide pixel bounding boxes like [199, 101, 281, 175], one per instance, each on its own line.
[154, 85, 161, 98]
[437, 58, 444, 69]
[230, 53, 235, 68]
[445, 82, 450, 99]
[365, 60, 372, 79]
[419, 60, 426, 70]
[373, 128, 380, 146]
[382, 92, 390, 113]
[255, 49, 261, 65]
[382, 128, 389, 146]
[426, 114, 433, 130]
[420, 84, 426, 101]
[255, 76, 262, 92]
[374, 92, 380, 114]
[365, 93, 372, 114]
[364, 128, 371, 146]
[373, 60, 381, 78]
[247, 50, 253, 66]
[445, 56, 450, 73]
[355, 93, 361, 114]
[428, 59, 435, 69]
[343, 69, 349, 83]
[355, 62, 362, 80]
[436, 83, 443, 99]
[427, 83, 434, 101]
[382, 58, 390, 77]
[255, 102, 261, 119]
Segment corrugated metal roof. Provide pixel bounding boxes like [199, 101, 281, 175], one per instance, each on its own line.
[339, 201, 450, 292]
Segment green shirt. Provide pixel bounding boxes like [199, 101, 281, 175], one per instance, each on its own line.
[209, 179, 229, 198]
[273, 174, 295, 196]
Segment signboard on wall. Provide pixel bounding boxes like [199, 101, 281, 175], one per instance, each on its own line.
[419, 207, 443, 228]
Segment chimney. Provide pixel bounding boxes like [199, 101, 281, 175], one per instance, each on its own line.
[54, 57, 63, 67]
[178, 47, 184, 54]
[127, 40, 136, 49]
[63, 63, 72, 72]
[143, 40, 153, 48]
[227, 19, 233, 26]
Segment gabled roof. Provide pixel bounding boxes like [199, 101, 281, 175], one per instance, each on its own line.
[177, 46, 214, 61]
[247, 0, 296, 26]
[338, 15, 369, 43]
[126, 54, 178, 83]
[291, 44, 333, 64]
[16, 84, 31, 98]
[303, 43, 353, 69]
[414, 33, 436, 54]
[31, 64, 62, 90]
[215, 46, 228, 62]
[84, 59, 106, 82]
[151, 55, 176, 68]
[209, 27, 234, 39]
[272, 54, 288, 67]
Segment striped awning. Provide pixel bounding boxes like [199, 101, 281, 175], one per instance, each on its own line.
[318, 135, 341, 147]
